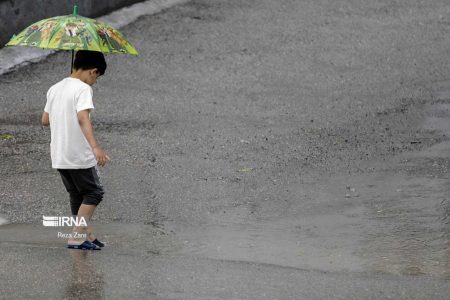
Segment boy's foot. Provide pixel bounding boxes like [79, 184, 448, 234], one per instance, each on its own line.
[66, 240, 101, 250]
[87, 232, 105, 247]
[90, 238, 105, 248]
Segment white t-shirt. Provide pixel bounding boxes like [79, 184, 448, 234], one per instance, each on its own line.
[44, 77, 97, 169]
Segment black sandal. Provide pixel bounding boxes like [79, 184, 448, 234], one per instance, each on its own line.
[91, 238, 105, 248]
[66, 240, 101, 250]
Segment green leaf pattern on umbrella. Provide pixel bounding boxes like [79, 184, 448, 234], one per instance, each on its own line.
[6, 15, 138, 55]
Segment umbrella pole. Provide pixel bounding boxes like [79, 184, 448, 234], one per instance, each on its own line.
[70, 4, 77, 74]
[71, 50, 74, 74]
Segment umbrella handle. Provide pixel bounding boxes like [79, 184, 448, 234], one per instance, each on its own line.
[71, 49, 74, 74]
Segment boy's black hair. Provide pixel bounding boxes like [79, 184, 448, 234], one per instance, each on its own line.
[73, 50, 107, 76]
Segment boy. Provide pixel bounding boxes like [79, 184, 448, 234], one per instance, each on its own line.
[42, 50, 110, 250]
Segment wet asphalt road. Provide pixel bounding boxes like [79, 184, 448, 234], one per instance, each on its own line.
[1, 0, 450, 298]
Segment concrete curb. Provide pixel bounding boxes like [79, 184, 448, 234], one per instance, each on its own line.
[0, 0, 189, 76]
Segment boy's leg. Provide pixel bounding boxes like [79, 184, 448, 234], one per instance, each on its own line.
[66, 167, 104, 244]
[58, 169, 86, 244]
[71, 204, 97, 243]
[57, 169, 84, 215]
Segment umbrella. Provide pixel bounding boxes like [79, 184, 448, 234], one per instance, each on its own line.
[5, 5, 138, 72]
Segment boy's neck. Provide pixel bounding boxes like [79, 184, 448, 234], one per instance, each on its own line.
[70, 70, 83, 80]
[70, 70, 89, 85]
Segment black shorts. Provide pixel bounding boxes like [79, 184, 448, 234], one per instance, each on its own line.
[57, 166, 104, 215]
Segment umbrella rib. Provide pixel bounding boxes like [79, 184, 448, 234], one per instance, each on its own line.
[84, 23, 104, 52]
[47, 18, 65, 48]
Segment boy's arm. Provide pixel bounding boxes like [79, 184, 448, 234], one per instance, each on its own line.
[77, 109, 110, 167]
[41, 112, 50, 126]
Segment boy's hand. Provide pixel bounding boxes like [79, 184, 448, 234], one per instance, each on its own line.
[93, 146, 111, 167]
[41, 112, 50, 126]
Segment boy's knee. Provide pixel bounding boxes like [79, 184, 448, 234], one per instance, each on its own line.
[83, 189, 104, 206]
[69, 192, 82, 201]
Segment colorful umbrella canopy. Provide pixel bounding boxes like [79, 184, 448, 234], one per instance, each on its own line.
[6, 5, 138, 55]
[5, 5, 138, 71]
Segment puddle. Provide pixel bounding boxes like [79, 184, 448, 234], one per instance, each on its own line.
[165, 157, 450, 279]
[0, 222, 180, 256]
[37, 100, 450, 280]
[162, 102, 450, 279]
[347, 172, 450, 279]
[165, 215, 365, 273]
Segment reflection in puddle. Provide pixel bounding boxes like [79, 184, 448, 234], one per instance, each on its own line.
[64, 250, 105, 299]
